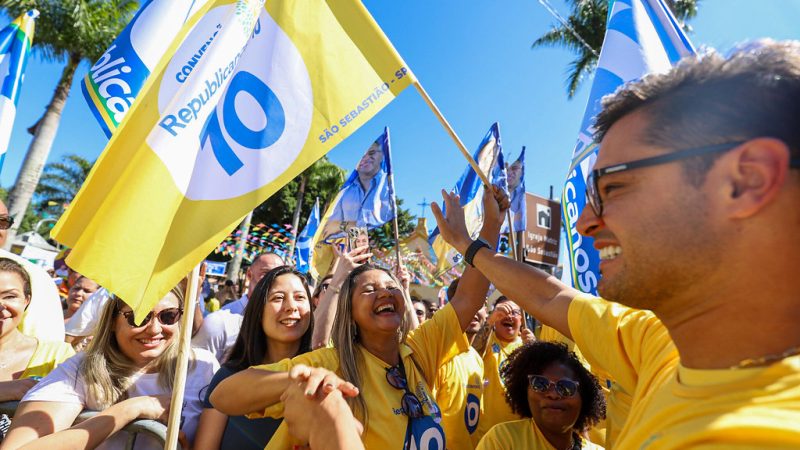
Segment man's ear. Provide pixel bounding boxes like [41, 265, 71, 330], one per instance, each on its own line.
[722, 138, 790, 219]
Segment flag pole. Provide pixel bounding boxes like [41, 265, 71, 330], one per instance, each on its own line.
[165, 263, 200, 450]
[412, 81, 492, 187]
[385, 129, 403, 269]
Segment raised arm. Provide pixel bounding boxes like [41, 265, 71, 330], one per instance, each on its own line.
[312, 246, 372, 349]
[432, 187, 579, 339]
[440, 186, 506, 332]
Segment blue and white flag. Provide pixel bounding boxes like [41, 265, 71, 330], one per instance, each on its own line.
[295, 198, 320, 273]
[0, 10, 36, 173]
[507, 148, 526, 232]
[430, 122, 503, 273]
[82, 0, 212, 138]
[310, 127, 394, 277]
[560, 0, 695, 294]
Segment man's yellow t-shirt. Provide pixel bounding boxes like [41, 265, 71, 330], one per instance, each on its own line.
[477, 332, 523, 440]
[476, 418, 603, 450]
[251, 303, 469, 449]
[21, 340, 75, 379]
[569, 294, 800, 449]
[434, 345, 484, 449]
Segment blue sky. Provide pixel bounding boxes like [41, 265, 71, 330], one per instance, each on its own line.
[1, 0, 799, 229]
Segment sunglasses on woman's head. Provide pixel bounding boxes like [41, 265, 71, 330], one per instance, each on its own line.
[528, 374, 580, 397]
[118, 307, 183, 328]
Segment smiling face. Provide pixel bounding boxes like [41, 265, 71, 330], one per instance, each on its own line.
[507, 161, 523, 191]
[261, 273, 312, 345]
[466, 306, 487, 336]
[494, 300, 522, 342]
[576, 111, 722, 311]
[114, 292, 180, 368]
[0, 271, 30, 339]
[67, 276, 99, 315]
[351, 269, 404, 338]
[528, 362, 582, 436]
[356, 143, 384, 180]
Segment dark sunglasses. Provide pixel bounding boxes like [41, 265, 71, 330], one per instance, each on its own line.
[528, 374, 580, 398]
[385, 363, 424, 419]
[0, 216, 13, 230]
[586, 142, 745, 217]
[118, 307, 183, 328]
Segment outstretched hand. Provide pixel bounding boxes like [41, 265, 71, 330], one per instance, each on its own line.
[484, 184, 510, 232]
[431, 190, 471, 254]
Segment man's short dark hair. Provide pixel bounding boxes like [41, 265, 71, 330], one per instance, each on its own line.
[446, 278, 460, 301]
[595, 40, 800, 185]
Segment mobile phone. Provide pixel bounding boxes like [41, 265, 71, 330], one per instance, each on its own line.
[347, 226, 369, 252]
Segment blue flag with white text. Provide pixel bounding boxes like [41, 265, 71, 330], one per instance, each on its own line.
[430, 122, 503, 273]
[560, 0, 695, 294]
[296, 198, 320, 273]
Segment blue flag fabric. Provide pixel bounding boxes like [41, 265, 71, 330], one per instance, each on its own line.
[296, 198, 320, 273]
[430, 122, 503, 273]
[560, 0, 695, 294]
[0, 10, 36, 173]
[504, 148, 526, 233]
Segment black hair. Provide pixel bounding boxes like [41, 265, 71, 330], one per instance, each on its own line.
[0, 258, 31, 299]
[501, 341, 606, 432]
[224, 265, 314, 371]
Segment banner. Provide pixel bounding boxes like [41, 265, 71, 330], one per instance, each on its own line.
[82, 0, 213, 138]
[0, 10, 36, 173]
[53, 0, 415, 321]
[295, 198, 319, 274]
[430, 122, 502, 274]
[309, 127, 394, 278]
[561, 0, 694, 294]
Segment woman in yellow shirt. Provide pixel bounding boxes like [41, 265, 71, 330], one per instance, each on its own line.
[0, 258, 74, 438]
[477, 341, 606, 450]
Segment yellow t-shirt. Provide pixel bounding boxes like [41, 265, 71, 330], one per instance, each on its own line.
[477, 332, 523, 440]
[434, 345, 484, 449]
[569, 294, 800, 449]
[251, 303, 469, 449]
[20, 340, 75, 379]
[476, 418, 603, 450]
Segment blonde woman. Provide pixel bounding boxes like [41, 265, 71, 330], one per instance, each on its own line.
[3, 287, 218, 449]
[0, 258, 74, 439]
[212, 187, 507, 449]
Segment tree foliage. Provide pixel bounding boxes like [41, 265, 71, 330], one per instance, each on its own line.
[532, 0, 699, 98]
[34, 153, 94, 216]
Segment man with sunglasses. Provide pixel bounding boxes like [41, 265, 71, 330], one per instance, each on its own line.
[432, 40, 800, 449]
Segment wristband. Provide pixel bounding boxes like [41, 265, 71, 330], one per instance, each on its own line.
[464, 238, 490, 267]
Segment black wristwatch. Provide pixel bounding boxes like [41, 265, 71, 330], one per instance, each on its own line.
[464, 237, 491, 267]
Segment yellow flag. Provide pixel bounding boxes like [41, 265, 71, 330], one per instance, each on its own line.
[53, 0, 415, 322]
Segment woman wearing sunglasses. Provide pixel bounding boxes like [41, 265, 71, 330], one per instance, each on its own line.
[194, 266, 314, 450]
[212, 187, 509, 449]
[477, 341, 606, 450]
[4, 286, 219, 449]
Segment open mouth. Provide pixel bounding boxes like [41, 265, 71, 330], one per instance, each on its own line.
[599, 245, 622, 261]
[279, 318, 301, 327]
[136, 337, 164, 348]
[374, 303, 396, 315]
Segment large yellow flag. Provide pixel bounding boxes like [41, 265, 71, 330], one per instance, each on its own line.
[53, 0, 415, 322]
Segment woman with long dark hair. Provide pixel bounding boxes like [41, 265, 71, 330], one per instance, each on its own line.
[211, 187, 509, 449]
[195, 266, 314, 449]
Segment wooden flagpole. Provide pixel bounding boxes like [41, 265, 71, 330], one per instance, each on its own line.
[412, 81, 492, 188]
[165, 264, 200, 450]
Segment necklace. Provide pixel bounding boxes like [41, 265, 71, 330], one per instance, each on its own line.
[732, 345, 800, 369]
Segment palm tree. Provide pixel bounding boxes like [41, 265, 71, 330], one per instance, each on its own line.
[532, 0, 699, 98]
[1, 0, 138, 248]
[34, 153, 94, 216]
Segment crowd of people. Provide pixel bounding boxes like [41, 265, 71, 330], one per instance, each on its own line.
[0, 39, 796, 449]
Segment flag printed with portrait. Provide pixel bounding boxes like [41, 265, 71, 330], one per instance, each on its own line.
[309, 127, 394, 278]
[560, 0, 694, 295]
[0, 10, 36, 173]
[506, 148, 526, 232]
[295, 198, 319, 274]
[53, 0, 416, 322]
[430, 122, 502, 274]
[82, 0, 213, 138]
